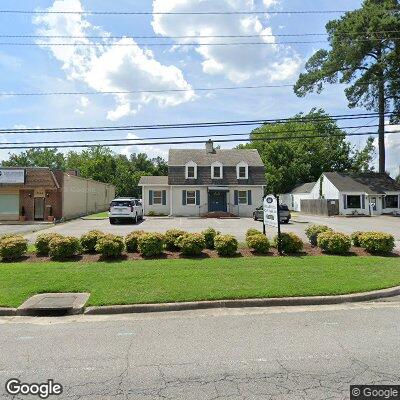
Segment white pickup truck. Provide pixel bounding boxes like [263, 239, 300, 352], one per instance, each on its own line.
[109, 198, 143, 224]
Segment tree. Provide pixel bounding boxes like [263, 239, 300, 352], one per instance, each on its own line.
[0, 146, 168, 197]
[238, 109, 375, 194]
[351, 137, 376, 172]
[2, 148, 65, 169]
[294, 0, 400, 173]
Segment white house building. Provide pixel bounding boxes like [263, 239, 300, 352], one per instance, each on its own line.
[282, 172, 400, 216]
[138, 140, 265, 217]
[280, 182, 316, 212]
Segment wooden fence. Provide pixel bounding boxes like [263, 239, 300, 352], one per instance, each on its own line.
[300, 199, 339, 216]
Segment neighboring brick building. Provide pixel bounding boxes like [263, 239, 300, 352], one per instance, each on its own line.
[0, 167, 115, 222]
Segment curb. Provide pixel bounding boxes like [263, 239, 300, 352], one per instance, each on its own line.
[84, 286, 400, 316]
[1, 286, 399, 317]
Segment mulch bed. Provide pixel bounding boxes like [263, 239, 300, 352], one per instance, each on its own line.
[7, 244, 398, 263]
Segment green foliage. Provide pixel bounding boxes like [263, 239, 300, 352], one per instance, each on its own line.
[95, 234, 125, 258]
[80, 230, 105, 253]
[351, 231, 365, 247]
[305, 224, 333, 246]
[246, 228, 263, 240]
[125, 231, 146, 253]
[164, 229, 187, 251]
[317, 231, 352, 255]
[35, 233, 64, 256]
[359, 232, 395, 254]
[175, 233, 206, 256]
[2, 146, 167, 198]
[274, 233, 304, 254]
[214, 234, 238, 257]
[138, 233, 165, 257]
[48, 236, 81, 260]
[247, 234, 270, 254]
[239, 110, 374, 194]
[0, 235, 28, 261]
[202, 227, 220, 249]
[294, 0, 400, 172]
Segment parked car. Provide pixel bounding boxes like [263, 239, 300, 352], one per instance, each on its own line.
[109, 198, 143, 224]
[253, 204, 291, 224]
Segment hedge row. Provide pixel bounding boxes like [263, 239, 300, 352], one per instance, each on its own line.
[305, 224, 395, 255]
[245, 229, 303, 254]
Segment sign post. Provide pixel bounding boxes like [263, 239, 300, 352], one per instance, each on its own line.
[263, 194, 282, 255]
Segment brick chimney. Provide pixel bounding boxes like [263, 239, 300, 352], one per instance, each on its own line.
[205, 139, 215, 154]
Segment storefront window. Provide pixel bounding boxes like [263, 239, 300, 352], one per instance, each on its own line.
[385, 195, 399, 208]
[347, 195, 361, 209]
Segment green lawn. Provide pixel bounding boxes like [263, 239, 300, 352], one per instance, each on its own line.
[81, 212, 108, 220]
[0, 256, 399, 308]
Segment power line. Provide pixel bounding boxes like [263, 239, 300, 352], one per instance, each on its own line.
[2, 30, 400, 39]
[2, 37, 400, 46]
[0, 123, 384, 145]
[0, 9, 372, 16]
[0, 81, 395, 97]
[0, 129, 393, 151]
[0, 113, 393, 134]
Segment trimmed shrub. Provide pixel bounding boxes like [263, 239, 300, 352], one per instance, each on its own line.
[305, 224, 333, 246]
[176, 233, 205, 256]
[247, 234, 270, 254]
[80, 230, 105, 253]
[274, 233, 303, 254]
[48, 236, 81, 260]
[246, 228, 263, 241]
[202, 227, 220, 249]
[351, 231, 365, 247]
[95, 234, 125, 258]
[125, 230, 146, 253]
[0, 235, 28, 261]
[317, 231, 351, 255]
[35, 233, 64, 256]
[359, 232, 395, 254]
[214, 234, 238, 257]
[164, 229, 187, 251]
[138, 233, 165, 257]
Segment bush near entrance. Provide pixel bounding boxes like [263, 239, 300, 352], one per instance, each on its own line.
[138, 233, 165, 257]
[247, 234, 270, 254]
[274, 233, 303, 254]
[202, 228, 220, 250]
[80, 230, 105, 253]
[175, 233, 206, 256]
[35, 233, 63, 256]
[214, 234, 238, 257]
[95, 234, 125, 258]
[0, 235, 28, 261]
[358, 232, 395, 255]
[48, 236, 81, 260]
[164, 229, 187, 251]
[305, 225, 333, 246]
[125, 231, 146, 253]
[317, 231, 352, 255]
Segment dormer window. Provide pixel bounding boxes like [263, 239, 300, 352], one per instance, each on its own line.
[236, 162, 248, 179]
[185, 161, 197, 179]
[211, 162, 223, 179]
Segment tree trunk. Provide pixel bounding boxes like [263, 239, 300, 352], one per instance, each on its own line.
[377, 47, 386, 173]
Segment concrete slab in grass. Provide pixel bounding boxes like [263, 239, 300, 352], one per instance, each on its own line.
[17, 293, 90, 316]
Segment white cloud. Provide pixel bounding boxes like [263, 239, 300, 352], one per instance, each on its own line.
[263, 0, 279, 7]
[34, 0, 195, 120]
[152, 0, 301, 83]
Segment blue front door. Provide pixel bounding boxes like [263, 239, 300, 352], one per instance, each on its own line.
[209, 191, 227, 212]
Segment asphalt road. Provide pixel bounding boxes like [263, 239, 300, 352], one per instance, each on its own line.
[1, 301, 400, 399]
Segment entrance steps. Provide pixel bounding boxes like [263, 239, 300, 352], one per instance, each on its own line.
[201, 212, 239, 219]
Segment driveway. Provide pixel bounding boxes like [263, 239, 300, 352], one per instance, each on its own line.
[23, 214, 400, 250]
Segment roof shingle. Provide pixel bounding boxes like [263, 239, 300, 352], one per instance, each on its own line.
[138, 176, 168, 186]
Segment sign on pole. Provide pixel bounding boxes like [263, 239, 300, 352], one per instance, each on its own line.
[263, 194, 282, 255]
[263, 195, 278, 228]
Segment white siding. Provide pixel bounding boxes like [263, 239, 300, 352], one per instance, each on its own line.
[171, 186, 207, 217]
[228, 186, 264, 217]
[142, 186, 170, 216]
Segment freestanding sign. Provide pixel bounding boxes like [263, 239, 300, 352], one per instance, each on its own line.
[263, 195, 278, 228]
[263, 194, 282, 254]
[0, 169, 25, 184]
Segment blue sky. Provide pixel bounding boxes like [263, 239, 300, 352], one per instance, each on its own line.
[0, 0, 398, 176]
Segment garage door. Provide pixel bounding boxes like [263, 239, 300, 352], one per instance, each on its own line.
[0, 194, 19, 221]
